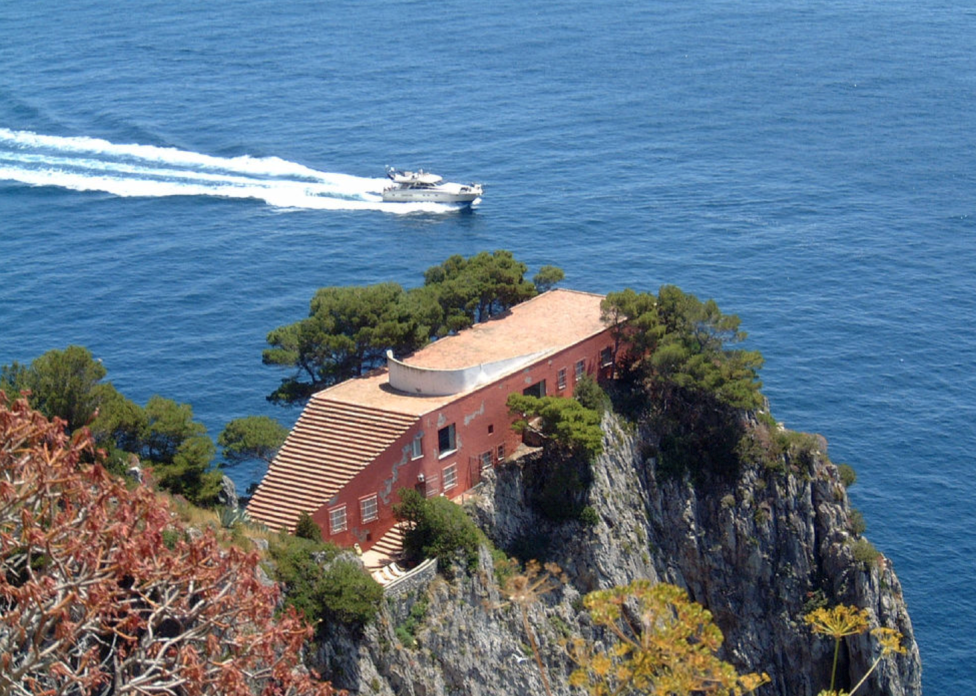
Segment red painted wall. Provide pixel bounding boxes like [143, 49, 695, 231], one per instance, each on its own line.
[315, 329, 616, 551]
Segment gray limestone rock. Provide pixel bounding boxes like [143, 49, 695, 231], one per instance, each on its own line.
[311, 413, 921, 696]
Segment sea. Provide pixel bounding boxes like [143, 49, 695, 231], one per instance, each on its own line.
[1, 1, 972, 691]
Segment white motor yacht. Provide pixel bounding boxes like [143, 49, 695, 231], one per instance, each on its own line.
[382, 167, 483, 204]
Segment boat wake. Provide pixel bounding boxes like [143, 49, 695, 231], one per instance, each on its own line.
[0, 129, 470, 213]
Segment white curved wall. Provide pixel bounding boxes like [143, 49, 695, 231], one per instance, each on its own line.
[386, 350, 548, 396]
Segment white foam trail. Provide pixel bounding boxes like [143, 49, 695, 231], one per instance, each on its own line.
[0, 128, 467, 214]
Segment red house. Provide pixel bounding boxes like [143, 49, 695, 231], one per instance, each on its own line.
[246, 289, 614, 552]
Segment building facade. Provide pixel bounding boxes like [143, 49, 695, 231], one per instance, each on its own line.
[246, 289, 615, 551]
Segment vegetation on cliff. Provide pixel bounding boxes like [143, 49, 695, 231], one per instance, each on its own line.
[0, 395, 334, 696]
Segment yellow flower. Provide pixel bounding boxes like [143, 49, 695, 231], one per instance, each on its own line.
[804, 605, 870, 639]
[871, 627, 907, 656]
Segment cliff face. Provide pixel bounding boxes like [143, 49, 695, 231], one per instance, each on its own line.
[315, 414, 922, 696]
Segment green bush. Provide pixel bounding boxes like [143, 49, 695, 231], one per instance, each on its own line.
[267, 534, 382, 628]
[849, 508, 867, 536]
[850, 538, 879, 570]
[318, 559, 385, 625]
[573, 374, 610, 414]
[837, 463, 857, 488]
[578, 505, 600, 527]
[295, 511, 323, 542]
[394, 488, 483, 575]
[395, 595, 429, 649]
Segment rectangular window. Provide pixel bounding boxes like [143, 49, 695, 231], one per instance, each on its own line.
[424, 474, 440, 497]
[600, 347, 613, 367]
[480, 450, 492, 469]
[329, 505, 347, 535]
[557, 368, 567, 390]
[522, 380, 546, 398]
[360, 495, 378, 523]
[497, 443, 506, 460]
[438, 423, 457, 456]
[411, 434, 423, 460]
[575, 359, 585, 381]
[443, 464, 458, 490]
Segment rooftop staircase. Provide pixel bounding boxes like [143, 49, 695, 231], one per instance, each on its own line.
[246, 396, 416, 532]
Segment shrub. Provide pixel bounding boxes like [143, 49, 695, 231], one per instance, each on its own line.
[838, 463, 857, 488]
[318, 559, 385, 625]
[506, 393, 604, 459]
[849, 508, 867, 536]
[394, 488, 483, 575]
[851, 538, 880, 570]
[395, 594, 430, 649]
[526, 451, 593, 522]
[295, 511, 323, 542]
[267, 534, 382, 628]
[578, 505, 600, 527]
[573, 374, 610, 414]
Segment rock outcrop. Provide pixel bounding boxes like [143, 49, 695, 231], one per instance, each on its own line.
[314, 413, 922, 696]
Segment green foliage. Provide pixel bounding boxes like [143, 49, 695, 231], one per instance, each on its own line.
[532, 265, 565, 293]
[1, 348, 221, 506]
[393, 488, 483, 574]
[394, 595, 430, 649]
[491, 546, 520, 586]
[295, 511, 323, 542]
[136, 396, 220, 506]
[578, 506, 600, 527]
[850, 538, 880, 570]
[849, 509, 867, 536]
[838, 462, 857, 488]
[218, 415, 289, 466]
[218, 506, 250, 530]
[601, 286, 765, 482]
[264, 251, 560, 405]
[267, 534, 382, 628]
[0, 346, 110, 432]
[264, 283, 429, 404]
[506, 393, 603, 459]
[573, 373, 610, 414]
[422, 250, 538, 329]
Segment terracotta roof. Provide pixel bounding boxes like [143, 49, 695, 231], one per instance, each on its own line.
[246, 398, 416, 532]
[323, 289, 608, 415]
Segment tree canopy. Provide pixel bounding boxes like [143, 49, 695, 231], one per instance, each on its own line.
[218, 415, 290, 466]
[601, 285, 763, 412]
[265, 251, 562, 405]
[506, 393, 604, 460]
[2, 347, 221, 505]
[601, 286, 765, 479]
[0, 395, 335, 696]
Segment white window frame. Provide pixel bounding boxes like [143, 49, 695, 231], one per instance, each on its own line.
[411, 434, 423, 460]
[360, 494, 378, 523]
[329, 505, 347, 535]
[575, 359, 585, 381]
[601, 347, 613, 367]
[557, 368, 567, 390]
[443, 463, 458, 491]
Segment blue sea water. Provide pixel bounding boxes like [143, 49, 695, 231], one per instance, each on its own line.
[1, 1, 973, 690]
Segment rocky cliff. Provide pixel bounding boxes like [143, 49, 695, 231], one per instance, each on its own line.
[314, 413, 922, 696]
